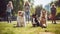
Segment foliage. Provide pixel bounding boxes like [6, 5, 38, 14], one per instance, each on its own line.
[13, 0, 24, 15]
[50, 0, 60, 17]
[50, 0, 60, 7]
[0, 0, 24, 17]
[0, 0, 8, 17]
[30, 6, 35, 15]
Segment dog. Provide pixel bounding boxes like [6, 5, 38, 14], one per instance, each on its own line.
[40, 9, 47, 28]
[31, 14, 40, 27]
[17, 11, 26, 27]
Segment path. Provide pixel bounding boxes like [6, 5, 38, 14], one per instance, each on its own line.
[39, 32, 55, 34]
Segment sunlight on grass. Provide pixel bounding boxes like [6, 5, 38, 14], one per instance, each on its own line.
[0, 21, 60, 34]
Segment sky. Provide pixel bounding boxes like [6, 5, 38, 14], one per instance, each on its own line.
[24, 0, 55, 7]
[33, 0, 55, 7]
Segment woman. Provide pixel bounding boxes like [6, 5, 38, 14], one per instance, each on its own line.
[6, 1, 13, 23]
[51, 4, 56, 24]
[24, 1, 30, 23]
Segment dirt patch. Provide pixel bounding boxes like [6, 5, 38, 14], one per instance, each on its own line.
[39, 32, 55, 34]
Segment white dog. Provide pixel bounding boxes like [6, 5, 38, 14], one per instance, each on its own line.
[17, 11, 26, 27]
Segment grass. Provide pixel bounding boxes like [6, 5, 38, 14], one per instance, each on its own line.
[0, 21, 60, 34]
[56, 7, 60, 15]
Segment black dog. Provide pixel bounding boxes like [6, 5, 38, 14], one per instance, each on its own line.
[31, 14, 40, 27]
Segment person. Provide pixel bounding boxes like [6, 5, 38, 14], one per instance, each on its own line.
[51, 4, 57, 24]
[24, 1, 30, 23]
[17, 11, 26, 27]
[6, 1, 13, 23]
[40, 9, 47, 28]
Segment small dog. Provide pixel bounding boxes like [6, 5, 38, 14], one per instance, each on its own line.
[40, 9, 47, 28]
[32, 14, 40, 27]
[17, 11, 26, 27]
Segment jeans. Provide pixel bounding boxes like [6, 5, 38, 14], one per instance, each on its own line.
[6, 12, 12, 23]
[25, 11, 30, 22]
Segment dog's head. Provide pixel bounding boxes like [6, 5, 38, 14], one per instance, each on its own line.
[18, 11, 24, 17]
[32, 14, 37, 18]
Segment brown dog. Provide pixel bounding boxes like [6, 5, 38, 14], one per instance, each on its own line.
[40, 9, 47, 28]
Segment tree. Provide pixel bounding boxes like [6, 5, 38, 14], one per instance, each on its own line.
[0, 0, 10, 17]
[53, 0, 60, 7]
[13, 0, 24, 14]
[28, 0, 35, 15]
[35, 5, 43, 17]
[50, 0, 60, 18]
[0, 0, 24, 17]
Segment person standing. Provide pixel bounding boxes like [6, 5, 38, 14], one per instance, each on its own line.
[51, 4, 57, 24]
[24, 1, 30, 23]
[6, 1, 13, 23]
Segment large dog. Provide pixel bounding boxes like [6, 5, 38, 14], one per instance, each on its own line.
[17, 11, 26, 27]
[40, 9, 47, 28]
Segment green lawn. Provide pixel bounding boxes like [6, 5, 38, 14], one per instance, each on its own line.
[57, 7, 60, 14]
[0, 21, 60, 34]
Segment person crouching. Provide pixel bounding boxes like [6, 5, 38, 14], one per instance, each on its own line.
[17, 11, 26, 27]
